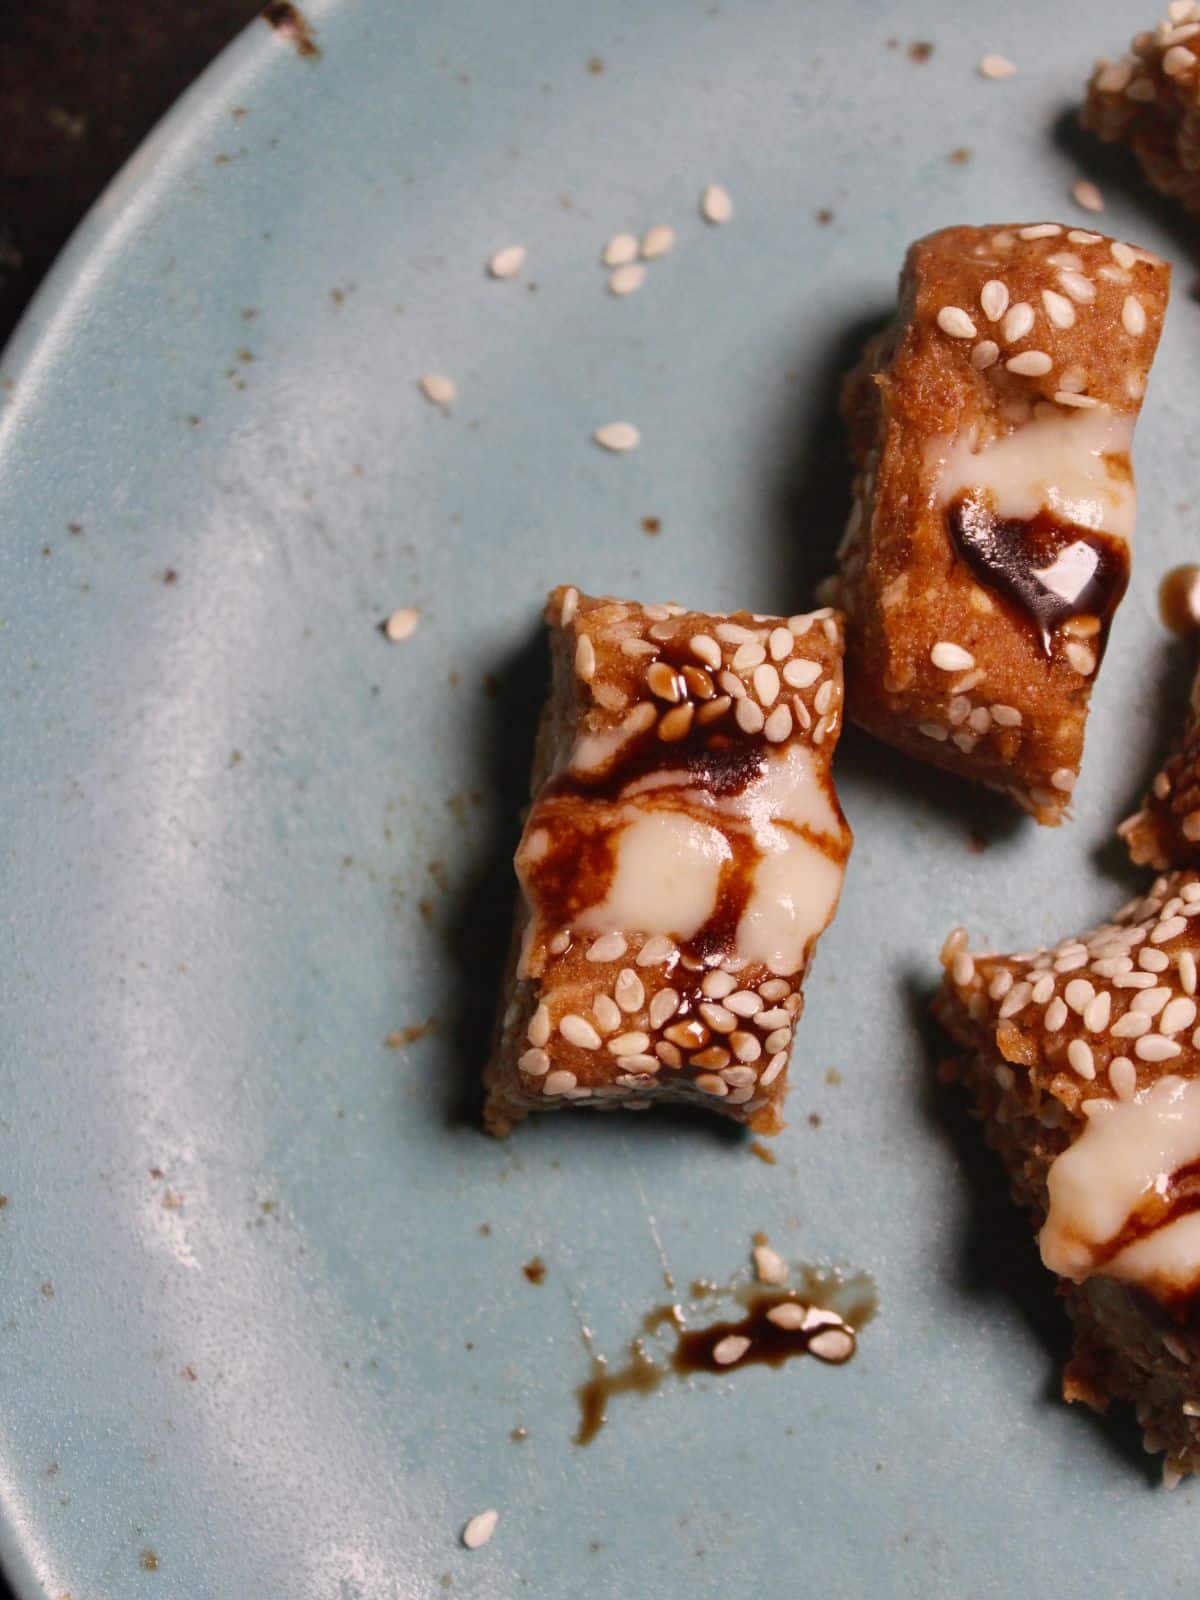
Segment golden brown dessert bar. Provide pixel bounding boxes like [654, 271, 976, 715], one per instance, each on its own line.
[936, 877, 1200, 1484]
[485, 587, 853, 1136]
[1120, 666, 1200, 869]
[1083, 5, 1200, 214]
[824, 222, 1169, 824]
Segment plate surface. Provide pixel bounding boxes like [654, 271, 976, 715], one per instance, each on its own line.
[1, 1, 1197, 1594]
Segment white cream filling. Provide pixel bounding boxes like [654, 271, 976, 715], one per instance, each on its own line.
[572, 745, 846, 976]
[929, 407, 1136, 541]
[1040, 1076, 1200, 1292]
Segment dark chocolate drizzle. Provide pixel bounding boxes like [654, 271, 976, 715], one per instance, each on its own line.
[946, 492, 1129, 657]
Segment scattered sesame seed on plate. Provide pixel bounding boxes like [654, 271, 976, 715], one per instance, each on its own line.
[640, 224, 676, 259]
[418, 373, 455, 409]
[700, 184, 733, 224]
[608, 263, 646, 296]
[1072, 179, 1104, 213]
[602, 232, 639, 267]
[487, 245, 526, 279]
[384, 607, 420, 642]
[462, 1509, 499, 1549]
[593, 421, 640, 452]
[978, 53, 1016, 79]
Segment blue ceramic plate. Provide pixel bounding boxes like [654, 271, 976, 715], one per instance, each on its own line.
[2, 1, 1197, 1594]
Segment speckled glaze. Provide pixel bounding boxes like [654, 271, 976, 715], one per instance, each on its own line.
[0, 1, 1197, 1595]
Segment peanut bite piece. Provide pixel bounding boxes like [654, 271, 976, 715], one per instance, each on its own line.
[1084, 5, 1200, 216]
[485, 588, 853, 1136]
[936, 875, 1200, 1485]
[824, 222, 1168, 823]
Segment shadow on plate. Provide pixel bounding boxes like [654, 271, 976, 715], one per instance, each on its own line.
[1051, 105, 1195, 270]
[908, 971, 1159, 1484]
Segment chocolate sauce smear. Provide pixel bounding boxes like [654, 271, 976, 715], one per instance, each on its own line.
[946, 493, 1129, 656]
[574, 1264, 876, 1444]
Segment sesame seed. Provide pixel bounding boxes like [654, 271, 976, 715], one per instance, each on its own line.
[608, 1030, 651, 1056]
[931, 641, 975, 671]
[998, 982, 1031, 1019]
[614, 968, 645, 1013]
[754, 1245, 789, 1285]
[980, 279, 1009, 322]
[979, 53, 1016, 78]
[919, 721, 948, 741]
[418, 373, 455, 409]
[764, 1028, 791, 1053]
[1065, 641, 1095, 676]
[726, 989, 763, 1017]
[991, 703, 1021, 726]
[1050, 767, 1076, 792]
[658, 703, 694, 742]
[1180, 951, 1198, 995]
[989, 970, 1014, 999]
[560, 1014, 601, 1050]
[384, 607, 420, 642]
[1135, 1034, 1182, 1062]
[519, 1048, 550, 1076]
[938, 305, 977, 338]
[701, 969, 736, 998]
[694, 1072, 729, 1097]
[732, 1031, 762, 1062]
[701, 185, 733, 224]
[543, 1069, 578, 1095]
[1084, 992, 1112, 1033]
[1067, 1039, 1096, 1079]
[593, 421, 640, 452]
[1031, 974, 1055, 1004]
[767, 1302, 807, 1330]
[1041, 289, 1076, 329]
[699, 1002, 737, 1034]
[1109, 1056, 1137, 1099]
[760, 1053, 786, 1086]
[1006, 350, 1053, 376]
[1067, 229, 1102, 245]
[716, 622, 757, 644]
[1151, 915, 1188, 945]
[768, 626, 794, 661]
[462, 1510, 499, 1549]
[1112, 1011, 1150, 1038]
[736, 698, 765, 735]
[1164, 43, 1196, 75]
[1065, 978, 1094, 1013]
[488, 245, 526, 278]
[1132, 985, 1171, 1015]
[1002, 302, 1035, 342]
[608, 263, 646, 296]
[1072, 179, 1104, 213]
[1095, 60, 1133, 92]
[527, 1004, 551, 1047]
[575, 634, 596, 680]
[649, 988, 680, 1029]
[1122, 294, 1147, 335]
[640, 224, 676, 259]
[713, 1333, 751, 1365]
[1138, 947, 1169, 972]
[764, 704, 793, 742]
[1045, 997, 1068, 1031]
[952, 951, 975, 986]
[1162, 997, 1198, 1035]
[1055, 391, 1099, 408]
[1019, 223, 1061, 239]
[754, 663, 781, 705]
[782, 657, 821, 688]
[592, 995, 622, 1033]
[1057, 270, 1096, 304]
[602, 233, 638, 267]
[971, 340, 1000, 370]
[690, 634, 721, 668]
[1111, 240, 1137, 270]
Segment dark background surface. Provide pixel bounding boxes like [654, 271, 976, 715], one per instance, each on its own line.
[0, 1, 261, 349]
[0, 12, 262, 1591]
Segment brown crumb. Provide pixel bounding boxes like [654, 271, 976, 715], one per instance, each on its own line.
[510, 1426, 528, 1442]
[751, 1229, 768, 1247]
[948, 146, 971, 164]
[641, 516, 661, 535]
[748, 1140, 777, 1165]
[522, 1256, 546, 1285]
[161, 569, 178, 586]
[587, 56, 604, 74]
[907, 40, 934, 62]
[66, 521, 82, 535]
[384, 1018, 438, 1049]
[148, 1167, 164, 1181]
[825, 1068, 842, 1087]
[180, 1365, 197, 1382]
[39, 1282, 54, 1299]
[808, 1112, 822, 1128]
[139, 1549, 159, 1572]
[478, 1222, 492, 1236]
[815, 207, 834, 225]
[262, 2, 320, 58]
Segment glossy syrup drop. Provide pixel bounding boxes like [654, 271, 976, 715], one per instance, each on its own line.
[1159, 565, 1200, 639]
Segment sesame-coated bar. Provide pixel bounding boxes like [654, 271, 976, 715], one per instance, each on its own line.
[936, 876, 1200, 1485]
[1083, 5, 1200, 215]
[484, 587, 853, 1136]
[1118, 652, 1200, 868]
[824, 222, 1169, 824]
